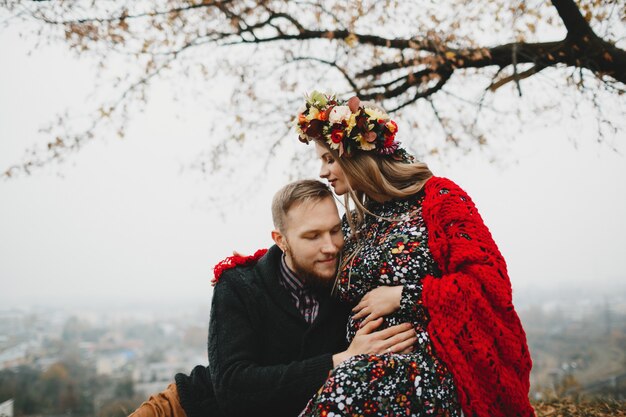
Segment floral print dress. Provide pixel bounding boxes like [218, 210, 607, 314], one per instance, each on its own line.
[300, 191, 462, 417]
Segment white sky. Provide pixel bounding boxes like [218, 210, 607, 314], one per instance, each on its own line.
[1, 23, 625, 311]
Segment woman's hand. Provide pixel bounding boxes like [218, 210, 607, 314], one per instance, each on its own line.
[332, 318, 416, 366]
[352, 286, 403, 324]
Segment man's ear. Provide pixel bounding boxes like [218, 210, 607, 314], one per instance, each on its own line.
[271, 229, 287, 252]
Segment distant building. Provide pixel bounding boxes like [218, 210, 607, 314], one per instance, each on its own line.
[0, 342, 31, 370]
[135, 361, 188, 383]
[0, 399, 13, 417]
[96, 349, 136, 375]
[133, 361, 191, 396]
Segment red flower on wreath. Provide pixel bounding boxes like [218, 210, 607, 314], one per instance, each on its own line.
[383, 120, 398, 148]
[383, 133, 396, 148]
[330, 128, 344, 143]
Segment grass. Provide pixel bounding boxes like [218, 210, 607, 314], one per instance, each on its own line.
[533, 398, 626, 416]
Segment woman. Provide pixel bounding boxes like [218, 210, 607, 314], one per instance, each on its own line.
[295, 91, 534, 417]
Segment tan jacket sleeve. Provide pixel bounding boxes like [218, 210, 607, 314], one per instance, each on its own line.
[129, 383, 187, 417]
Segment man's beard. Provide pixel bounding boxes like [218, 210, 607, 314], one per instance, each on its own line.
[287, 249, 337, 295]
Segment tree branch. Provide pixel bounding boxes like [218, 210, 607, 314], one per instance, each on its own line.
[489, 65, 546, 92]
[551, 0, 597, 40]
[388, 72, 452, 112]
[3, 0, 624, 178]
[34, 1, 235, 25]
[286, 57, 358, 91]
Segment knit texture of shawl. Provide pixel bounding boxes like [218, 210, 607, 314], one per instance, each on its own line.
[421, 177, 534, 417]
[212, 248, 268, 286]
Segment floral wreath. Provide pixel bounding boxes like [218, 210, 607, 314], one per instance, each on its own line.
[295, 91, 414, 163]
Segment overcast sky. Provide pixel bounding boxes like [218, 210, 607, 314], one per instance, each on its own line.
[1, 22, 625, 312]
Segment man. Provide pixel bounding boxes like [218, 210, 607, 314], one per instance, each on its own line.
[131, 179, 415, 417]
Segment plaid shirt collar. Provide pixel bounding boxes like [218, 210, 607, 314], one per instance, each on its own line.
[279, 254, 319, 323]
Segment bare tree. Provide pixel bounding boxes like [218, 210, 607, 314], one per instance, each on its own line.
[2, 0, 624, 178]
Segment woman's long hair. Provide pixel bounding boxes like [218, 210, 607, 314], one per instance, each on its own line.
[317, 140, 433, 235]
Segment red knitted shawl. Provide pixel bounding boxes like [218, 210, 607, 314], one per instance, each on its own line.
[212, 248, 268, 286]
[421, 177, 533, 417]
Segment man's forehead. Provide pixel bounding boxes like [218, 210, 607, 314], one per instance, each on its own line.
[285, 197, 340, 226]
[290, 196, 336, 212]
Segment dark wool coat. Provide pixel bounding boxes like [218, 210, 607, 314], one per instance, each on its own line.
[175, 245, 349, 417]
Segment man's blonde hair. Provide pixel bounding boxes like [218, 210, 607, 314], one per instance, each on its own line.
[272, 179, 334, 232]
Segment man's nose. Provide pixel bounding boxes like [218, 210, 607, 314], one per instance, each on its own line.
[320, 234, 339, 254]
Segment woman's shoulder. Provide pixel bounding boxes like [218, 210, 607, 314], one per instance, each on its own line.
[422, 176, 478, 218]
[424, 176, 473, 199]
[424, 176, 463, 193]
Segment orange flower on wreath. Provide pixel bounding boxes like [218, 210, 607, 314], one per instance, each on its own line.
[386, 120, 398, 133]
